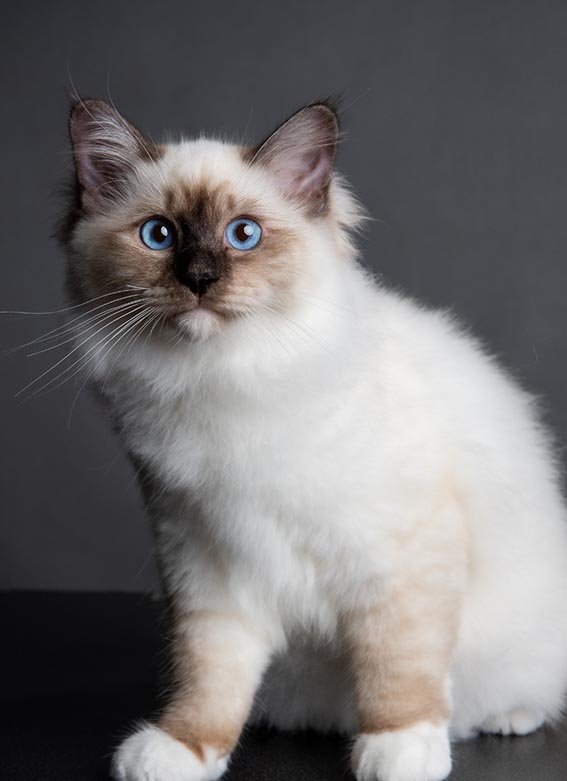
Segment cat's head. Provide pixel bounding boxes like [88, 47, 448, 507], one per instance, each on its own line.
[62, 99, 362, 343]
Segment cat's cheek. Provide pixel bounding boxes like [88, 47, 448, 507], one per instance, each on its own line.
[177, 309, 223, 342]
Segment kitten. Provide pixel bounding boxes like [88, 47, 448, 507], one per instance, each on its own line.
[59, 98, 567, 781]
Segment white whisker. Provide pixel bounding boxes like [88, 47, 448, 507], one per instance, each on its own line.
[68, 307, 159, 428]
[25, 305, 153, 405]
[16, 302, 148, 398]
[0, 287, 143, 317]
[298, 292, 354, 317]
[26, 298, 147, 356]
[2, 291, 144, 356]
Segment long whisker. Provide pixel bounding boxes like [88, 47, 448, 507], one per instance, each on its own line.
[101, 308, 159, 392]
[24, 305, 153, 405]
[244, 303, 298, 360]
[135, 310, 164, 358]
[0, 287, 143, 317]
[298, 292, 354, 315]
[238, 300, 340, 362]
[15, 302, 148, 398]
[26, 298, 148, 356]
[239, 308, 287, 360]
[281, 314, 340, 360]
[68, 307, 159, 428]
[2, 291, 144, 356]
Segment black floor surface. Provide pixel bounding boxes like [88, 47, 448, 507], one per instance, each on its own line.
[1, 592, 566, 780]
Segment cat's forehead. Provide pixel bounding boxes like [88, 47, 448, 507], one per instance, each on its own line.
[162, 138, 247, 182]
[153, 139, 264, 217]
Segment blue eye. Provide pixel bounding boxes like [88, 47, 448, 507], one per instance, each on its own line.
[225, 217, 262, 251]
[140, 218, 175, 250]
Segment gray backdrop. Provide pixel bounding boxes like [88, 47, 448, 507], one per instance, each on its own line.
[2, 1, 566, 591]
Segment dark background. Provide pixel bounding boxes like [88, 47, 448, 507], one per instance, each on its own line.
[2, 0, 566, 592]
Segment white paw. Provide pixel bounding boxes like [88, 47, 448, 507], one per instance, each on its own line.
[352, 722, 452, 781]
[479, 708, 544, 736]
[111, 724, 228, 781]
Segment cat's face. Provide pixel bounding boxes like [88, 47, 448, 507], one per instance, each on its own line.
[63, 100, 356, 342]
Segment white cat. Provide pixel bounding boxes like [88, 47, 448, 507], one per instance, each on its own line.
[59, 99, 567, 781]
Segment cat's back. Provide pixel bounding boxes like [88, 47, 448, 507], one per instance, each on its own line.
[362, 281, 539, 440]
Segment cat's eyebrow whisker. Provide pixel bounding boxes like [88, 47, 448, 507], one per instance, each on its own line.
[102, 85, 170, 191]
[105, 88, 165, 172]
[238, 106, 255, 147]
[15, 302, 149, 399]
[340, 88, 373, 114]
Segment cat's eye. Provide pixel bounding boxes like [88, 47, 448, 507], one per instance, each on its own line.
[140, 217, 175, 250]
[225, 218, 262, 251]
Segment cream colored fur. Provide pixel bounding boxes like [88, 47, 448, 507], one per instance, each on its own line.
[64, 109, 567, 781]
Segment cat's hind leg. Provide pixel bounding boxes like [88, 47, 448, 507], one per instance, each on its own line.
[347, 496, 466, 781]
[449, 497, 567, 742]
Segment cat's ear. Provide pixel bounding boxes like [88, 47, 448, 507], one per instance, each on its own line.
[248, 102, 339, 215]
[69, 99, 159, 206]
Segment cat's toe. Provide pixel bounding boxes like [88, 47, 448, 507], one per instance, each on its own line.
[479, 707, 545, 736]
[352, 721, 452, 781]
[111, 724, 228, 781]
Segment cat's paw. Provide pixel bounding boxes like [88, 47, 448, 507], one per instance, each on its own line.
[111, 724, 228, 781]
[351, 722, 451, 781]
[479, 707, 544, 736]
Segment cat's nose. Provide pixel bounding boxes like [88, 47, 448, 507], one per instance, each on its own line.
[179, 270, 220, 297]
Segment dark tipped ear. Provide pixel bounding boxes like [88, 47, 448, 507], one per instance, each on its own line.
[69, 99, 159, 205]
[248, 102, 339, 215]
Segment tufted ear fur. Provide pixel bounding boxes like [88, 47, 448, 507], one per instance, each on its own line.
[248, 102, 339, 216]
[69, 99, 159, 206]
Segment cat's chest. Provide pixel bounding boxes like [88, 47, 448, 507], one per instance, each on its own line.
[108, 371, 411, 624]
[115, 373, 368, 500]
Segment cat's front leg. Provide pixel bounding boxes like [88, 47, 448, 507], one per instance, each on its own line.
[112, 607, 271, 781]
[347, 568, 462, 781]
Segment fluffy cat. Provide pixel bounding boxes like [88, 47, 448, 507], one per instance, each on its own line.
[59, 98, 567, 781]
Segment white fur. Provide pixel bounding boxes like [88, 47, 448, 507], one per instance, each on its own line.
[69, 137, 567, 779]
[112, 724, 228, 781]
[352, 722, 452, 781]
[478, 708, 545, 736]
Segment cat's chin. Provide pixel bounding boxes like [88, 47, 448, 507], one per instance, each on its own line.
[174, 307, 223, 342]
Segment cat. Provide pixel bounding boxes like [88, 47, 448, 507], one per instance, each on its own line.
[58, 98, 567, 781]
